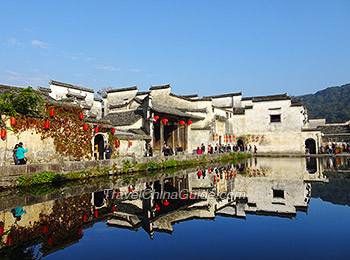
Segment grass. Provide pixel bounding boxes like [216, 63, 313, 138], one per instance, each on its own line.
[15, 153, 251, 187]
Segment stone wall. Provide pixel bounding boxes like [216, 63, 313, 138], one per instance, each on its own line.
[0, 152, 241, 188]
[0, 120, 56, 166]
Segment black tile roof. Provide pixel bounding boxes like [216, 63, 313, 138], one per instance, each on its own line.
[66, 91, 87, 99]
[37, 86, 52, 93]
[150, 84, 171, 90]
[107, 86, 138, 93]
[318, 125, 350, 134]
[109, 103, 129, 109]
[233, 108, 245, 115]
[178, 107, 207, 113]
[241, 94, 290, 102]
[180, 94, 199, 99]
[203, 92, 242, 99]
[50, 80, 94, 93]
[291, 99, 303, 106]
[136, 91, 150, 96]
[0, 84, 22, 95]
[191, 126, 212, 130]
[215, 115, 227, 121]
[170, 93, 211, 102]
[151, 102, 204, 119]
[104, 110, 143, 126]
[108, 97, 143, 110]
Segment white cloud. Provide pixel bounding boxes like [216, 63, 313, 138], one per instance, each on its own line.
[130, 69, 141, 72]
[96, 65, 120, 72]
[31, 40, 49, 49]
[5, 70, 21, 76]
[147, 73, 158, 77]
[0, 73, 49, 87]
[4, 37, 20, 47]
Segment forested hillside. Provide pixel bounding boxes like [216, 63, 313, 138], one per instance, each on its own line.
[294, 83, 350, 123]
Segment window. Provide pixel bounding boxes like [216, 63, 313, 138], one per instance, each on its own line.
[270, 114, 281, 123]
[273, 189, 284, 198]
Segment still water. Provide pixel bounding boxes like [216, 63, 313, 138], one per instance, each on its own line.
[0, 157, 349, 260]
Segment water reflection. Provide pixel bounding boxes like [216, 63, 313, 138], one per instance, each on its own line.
[0, 157, 349, 258]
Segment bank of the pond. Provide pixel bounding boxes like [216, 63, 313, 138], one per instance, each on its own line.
[0, 152, 250, 188]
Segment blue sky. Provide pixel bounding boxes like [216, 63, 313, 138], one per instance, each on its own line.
[0, 0, 349, 97]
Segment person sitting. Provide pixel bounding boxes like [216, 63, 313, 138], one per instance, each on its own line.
[196, 147, 202, 155]
[168, 146, 174, 156]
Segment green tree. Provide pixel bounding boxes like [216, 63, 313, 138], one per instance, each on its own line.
[0, 86, 44, 116]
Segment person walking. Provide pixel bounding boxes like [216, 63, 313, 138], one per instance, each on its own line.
[254, 145, 257, 154]
[104, 143, 113, 159]
[13, 144, 19, 165]
[16, 142, 28, 165]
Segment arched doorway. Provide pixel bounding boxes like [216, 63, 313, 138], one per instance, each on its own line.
[306, 157, 317, 173]
[305, 138, 316, 154]
[94, 134, 105, 160]
[237, 139, 244, 151]
[93, 191, 104, 207]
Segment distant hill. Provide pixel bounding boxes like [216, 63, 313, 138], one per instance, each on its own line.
[294, 83, 350, 123]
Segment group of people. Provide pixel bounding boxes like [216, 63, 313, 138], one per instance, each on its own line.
[161, 143, 184, 156]
[196, 143, 257, 154]
[319, 141, 350, 154]
[12, 142, 28, 165]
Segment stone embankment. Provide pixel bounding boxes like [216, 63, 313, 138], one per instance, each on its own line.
[256, 153, 350, 158]
[0, 152, 250, 188]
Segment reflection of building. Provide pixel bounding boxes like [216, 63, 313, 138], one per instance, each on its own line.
[106, 158, 328, 237]
[0, 158, 330, 253]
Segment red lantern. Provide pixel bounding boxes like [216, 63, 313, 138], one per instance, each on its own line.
[79, 112, 84, 120]
[42, 225, 48, 234]
[116, 140, 120, 147]
[94, 210, 98, 217]
[155, 203, 160, 211]
[10, 117, 16, 126]
[181, 193, 186, 200]
[111, 128, 116, 134]
[129, 188, 133, 193]
[94, 127, 99, 133]
[190, 193, 194, 199]
[49, 109, 55, 117]
[187, 120, 192, 125]
[47, 237, 53, 246]
[1, 129, 6, 139]
[179, 120, 185, 126]
[112, 206, 116, 211]
[0, 226, 3, 235]
[163, 198, 169, 206]
[44, 121, 50, 129]
[78, 227, 83, 236]
[83, 124, 88, 131]
[83, 215, 88, 222]
[162, 118, 168, 125]
[129, 141, 132, 147]
[154, 115, 159, 122]
[7, 236, 13, 246]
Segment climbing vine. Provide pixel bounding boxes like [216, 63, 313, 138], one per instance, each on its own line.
[12, 104, 93, 161]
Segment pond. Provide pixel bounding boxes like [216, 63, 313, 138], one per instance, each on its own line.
[0, 157, 349, 260]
